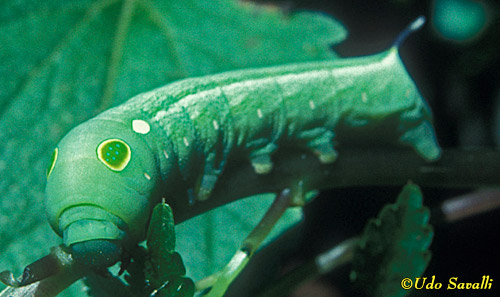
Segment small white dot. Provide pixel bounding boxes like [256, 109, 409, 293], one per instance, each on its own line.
[154, 110, 168, 121]
[309, 100, 316, 110]
[163, 150, 169, 159]
[190, 110, 200, 120]
[212, 120, 219, 130]
[361, 92, 368, 103]
[132, 119, 150, 134]
[183, 137, 190, 147]
[144, 172, 151, 180]
[257, 109, 263, 118]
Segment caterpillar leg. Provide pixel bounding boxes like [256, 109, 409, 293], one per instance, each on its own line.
[196, 186, 306, 297]
[299, 128, 338, 163]
[249, 142, 278, 174]
[195, 173, 219, 201]
[398, 121, 441, 161]
[194, 153, 225, 201]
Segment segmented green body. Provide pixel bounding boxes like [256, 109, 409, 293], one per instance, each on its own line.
[45, 47, 440, 261]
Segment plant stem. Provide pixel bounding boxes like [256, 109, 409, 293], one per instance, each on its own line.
[196, 189, 297, 297]
[256, 238, 358, 297]
[0, 247, 86, 297]
[440, 189, 500, 222]
[174, 148, 500, 223]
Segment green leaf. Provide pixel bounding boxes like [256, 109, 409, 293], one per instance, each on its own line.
[147, 202, 176, 255]
[175, 193, 303, 282]
[350, 183, 433, 297]
[144, 203, 193, 296]
[0, 0, 344, 295]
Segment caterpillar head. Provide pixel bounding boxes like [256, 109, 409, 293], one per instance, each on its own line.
[45, 118, 158, 268]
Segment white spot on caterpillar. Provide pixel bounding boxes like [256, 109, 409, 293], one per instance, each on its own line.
[132, 119, 150, 134]
[163, 149, 169, 159]
[154, 110, 168, 121]
[144, 172, 151, 180]
[257, 109, 263, 118]
[190, 110, 200, 120]
[183, 137, 190, 147]
[212, 120, 219, 130]
[309, 100, 316, 110]
[361, 92, 368, 103]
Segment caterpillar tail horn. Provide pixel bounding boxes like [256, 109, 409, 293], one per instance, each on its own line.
[393, 15, 426, 49]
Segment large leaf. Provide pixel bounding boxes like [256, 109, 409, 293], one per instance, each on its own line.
[176, 194, 303, 282]
[0, 0, 345, 295]
[350, 183, 433, 297]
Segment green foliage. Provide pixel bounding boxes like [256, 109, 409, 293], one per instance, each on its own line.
[350, 183, 433, 297]
[126, 203, 194, 297]
[0, 0, 345, 295]
[147, 202, 177, 255]
[176, 194, 303, 282]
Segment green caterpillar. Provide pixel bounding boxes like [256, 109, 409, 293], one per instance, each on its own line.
[44, 18, 440, 270]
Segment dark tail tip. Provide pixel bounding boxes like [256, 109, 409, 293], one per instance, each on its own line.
[393, 16, 426, 48]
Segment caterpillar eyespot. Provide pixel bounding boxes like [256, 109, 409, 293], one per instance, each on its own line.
[46, 148, 58, 178]
[97, 139, 131, 171]
[43, 16, 441, 272]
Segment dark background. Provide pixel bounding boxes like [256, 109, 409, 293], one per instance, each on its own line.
[231, 1, 500, 296]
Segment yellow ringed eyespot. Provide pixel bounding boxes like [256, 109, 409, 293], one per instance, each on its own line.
[46, 148, 58, 178]
[97, 139, 131, 171]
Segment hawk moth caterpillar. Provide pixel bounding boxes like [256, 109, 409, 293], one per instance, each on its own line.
[44, 16, 440, 269]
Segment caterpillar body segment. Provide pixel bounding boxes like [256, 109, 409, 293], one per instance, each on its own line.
[44, 45, 440, 269]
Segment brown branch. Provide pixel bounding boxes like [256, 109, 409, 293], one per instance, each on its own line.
[173, 148, 500, 223]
